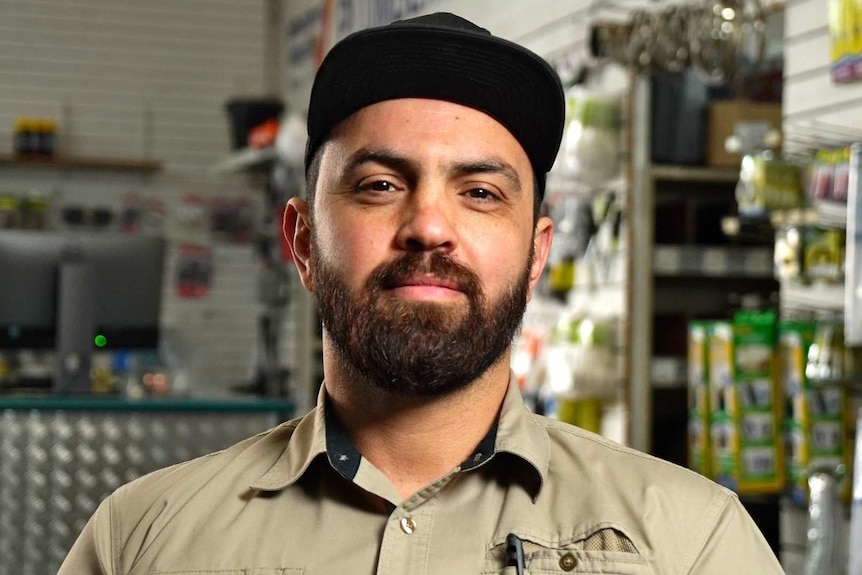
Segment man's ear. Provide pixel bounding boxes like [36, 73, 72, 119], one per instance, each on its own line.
[284, 197, 314, 291]
[527, 216, 553, 302]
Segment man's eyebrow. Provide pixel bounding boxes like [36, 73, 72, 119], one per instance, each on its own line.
[342, 148, 418, 177]
[448, 159, 523, 194]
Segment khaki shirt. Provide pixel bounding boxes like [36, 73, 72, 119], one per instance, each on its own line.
[60, 378, 784, 574]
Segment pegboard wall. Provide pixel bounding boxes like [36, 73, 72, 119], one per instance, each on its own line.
[783, 0, 862, 146]
[0, 0, 297, 397]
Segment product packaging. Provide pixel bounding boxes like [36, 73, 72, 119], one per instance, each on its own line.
[774, 225, 845, 285]
[558, 88, 623, 188]
[709, 311, 784, 494]
[780, 319, 851, 505]
[688, 321, 713, 478]
[736, 151, 804, 215]
[804, 227, 845, 284]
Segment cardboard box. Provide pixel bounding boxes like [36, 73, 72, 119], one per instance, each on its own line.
[707, 101, 782, 168]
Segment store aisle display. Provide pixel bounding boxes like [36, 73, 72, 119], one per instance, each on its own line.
[682, 142, 862, 573]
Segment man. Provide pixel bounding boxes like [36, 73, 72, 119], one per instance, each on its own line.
[60, 12, 785, 574]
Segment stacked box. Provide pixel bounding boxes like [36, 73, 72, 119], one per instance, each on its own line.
[687, 321, 712, 478]
[709, 311, 785, 494]
[780, 320, 851, 504]
[708, 321, 737, 489]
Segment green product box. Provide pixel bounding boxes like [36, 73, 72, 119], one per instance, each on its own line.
[709, 311, 784, 494]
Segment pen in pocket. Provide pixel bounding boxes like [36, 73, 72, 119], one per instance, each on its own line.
[506, 533, 525, 575]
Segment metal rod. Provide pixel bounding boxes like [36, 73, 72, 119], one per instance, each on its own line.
[627, 74, 654, 453]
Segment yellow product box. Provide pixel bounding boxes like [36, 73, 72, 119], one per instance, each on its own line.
[688, 321, 713, 478]
[780, 319, 852, 504]
[709, 311, 784, 495]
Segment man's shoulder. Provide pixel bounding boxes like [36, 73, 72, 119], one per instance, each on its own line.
[67, 415, 307, 573]
[111, 415, 304, 516]
[535, 413, 731, 500]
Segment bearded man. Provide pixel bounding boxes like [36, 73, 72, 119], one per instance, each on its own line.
[60, 12, 785, 575]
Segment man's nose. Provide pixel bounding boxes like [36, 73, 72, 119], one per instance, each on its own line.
[394, 186, 457, 253]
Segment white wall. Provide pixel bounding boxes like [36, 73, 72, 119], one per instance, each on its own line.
[783, 0, 862, 147]
[0, 0, 282, 396]
[0, 0, 269, 167]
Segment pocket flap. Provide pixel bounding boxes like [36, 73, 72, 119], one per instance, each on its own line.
[151, 569, 304, 575]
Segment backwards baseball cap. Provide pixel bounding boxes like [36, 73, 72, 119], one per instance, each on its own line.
[305, 12, 565, 200]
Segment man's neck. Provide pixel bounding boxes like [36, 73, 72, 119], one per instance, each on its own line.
[322, 347, 511, 500]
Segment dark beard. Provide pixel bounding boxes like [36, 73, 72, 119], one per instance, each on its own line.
[311, 244, 533, 397]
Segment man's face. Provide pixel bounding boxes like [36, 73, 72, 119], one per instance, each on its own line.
[295, 98, 552, 396]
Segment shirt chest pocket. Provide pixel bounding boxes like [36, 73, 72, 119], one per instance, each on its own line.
[483, 526, 653, 575]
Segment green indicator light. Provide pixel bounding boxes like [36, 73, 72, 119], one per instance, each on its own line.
[94, 334, 107, 348]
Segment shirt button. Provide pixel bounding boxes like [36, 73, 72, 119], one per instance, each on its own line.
[399, 516, 416, 534]
[559, 552, 577, 571]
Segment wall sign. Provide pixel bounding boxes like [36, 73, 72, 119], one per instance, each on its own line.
[829, 0, 862, 83]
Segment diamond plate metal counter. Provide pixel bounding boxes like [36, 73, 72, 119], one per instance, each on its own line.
[0, 405, 287, 575]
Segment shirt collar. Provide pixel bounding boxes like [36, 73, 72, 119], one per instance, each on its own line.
[493, 374, 549, 499]
[251, 374, 549, 497]
[250, 384, 328, 491]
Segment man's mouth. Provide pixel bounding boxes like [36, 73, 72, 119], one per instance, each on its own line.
[387, 274, 465, 300]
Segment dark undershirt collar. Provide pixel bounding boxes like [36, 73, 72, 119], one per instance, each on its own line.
[324, 398, 498, 481]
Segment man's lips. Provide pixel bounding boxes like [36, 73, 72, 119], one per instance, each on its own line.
[392, 274, 461, 290]
[387, 275, 465, 299]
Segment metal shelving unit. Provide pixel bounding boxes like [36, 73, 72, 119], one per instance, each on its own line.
[653, 245, 774, 277]
[0, 154, 162, 172]
[648, 164, 740, 183]
[628, 76, 654, 454]
[628, 76, 780, 458]
[780, 281, 845, 312]
[771, 202, 848, 229]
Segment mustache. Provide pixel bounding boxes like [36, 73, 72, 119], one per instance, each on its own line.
[367, 251, 482, 299]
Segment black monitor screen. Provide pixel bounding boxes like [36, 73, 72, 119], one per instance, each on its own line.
[0, 230, 166, 349]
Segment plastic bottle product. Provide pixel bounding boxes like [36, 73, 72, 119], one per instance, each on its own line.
[13, 117, 32, 154]
[849, 408, 862, 575]
[37, 118, 56, 156]
[803, 467, 843, 575]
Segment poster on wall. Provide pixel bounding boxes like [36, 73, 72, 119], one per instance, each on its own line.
[284, 0, 442, 112]
[829, 0, 862, 83]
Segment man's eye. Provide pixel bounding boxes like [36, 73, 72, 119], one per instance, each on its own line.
[467, 187, 497, 201]
[358, 180, 396, 192]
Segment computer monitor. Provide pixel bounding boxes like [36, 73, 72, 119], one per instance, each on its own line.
[0, 230, 166, 391]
